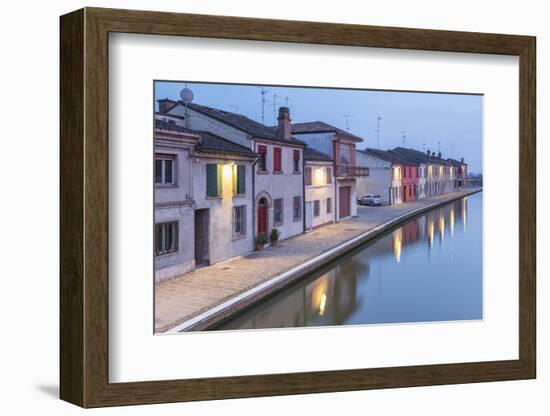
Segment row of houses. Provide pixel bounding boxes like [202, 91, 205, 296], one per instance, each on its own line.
[356, 147, 468, 205]
[154, 99, 467, 282]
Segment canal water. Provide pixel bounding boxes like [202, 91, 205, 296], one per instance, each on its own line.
[215, 192, 483, 331]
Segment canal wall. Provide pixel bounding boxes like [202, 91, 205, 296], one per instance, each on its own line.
[166, 187, 482, 332]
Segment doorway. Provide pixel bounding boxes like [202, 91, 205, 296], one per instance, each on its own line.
[258, 197, 268, 236]
[194, 209, 210, 266]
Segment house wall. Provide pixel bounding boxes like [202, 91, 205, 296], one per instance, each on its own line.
[417, 164, 427, 199]
[305, 161, 335, 228]
[193, 157, 255, 265]
[154, 205, 195, 282]
[402, 164, 419, 202]
[154, 142, 196, 282]
[254, 140, 304, 241]
[391, 165, 403, 205]
[355, 152, 392, 204]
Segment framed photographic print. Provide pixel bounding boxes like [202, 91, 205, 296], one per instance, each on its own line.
[60, 7, 536, 408]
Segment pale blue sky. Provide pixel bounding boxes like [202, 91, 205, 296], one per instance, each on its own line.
[155, 81, 483, 173]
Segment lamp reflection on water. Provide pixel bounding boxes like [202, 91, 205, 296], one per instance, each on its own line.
[393, 229, 402, 263]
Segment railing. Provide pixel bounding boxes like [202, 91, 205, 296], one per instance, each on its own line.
[335, 164, 369, 178]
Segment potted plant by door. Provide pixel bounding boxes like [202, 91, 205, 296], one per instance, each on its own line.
[270, 228, 280, 247]
[255, 232, 267, 251]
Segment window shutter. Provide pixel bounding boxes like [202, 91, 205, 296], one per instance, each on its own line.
[274, 147, 282, 172]
[237, 165, 246, 194]
[258, 145, 267, 153]
[206, 163, 218, 196]
[217, 164, 223, 196]
[293, 150, 299, 160]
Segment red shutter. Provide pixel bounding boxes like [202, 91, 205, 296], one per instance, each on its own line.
[258, 145, 267, 153]
[274, 147, 282, 172]
[293, 150, 300, 160]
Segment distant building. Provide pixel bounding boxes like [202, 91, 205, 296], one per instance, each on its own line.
[355, 149, 393, 204]
[157, 100, 306, 245]
[304, 147, 336, 230]
[154, 118, 257, 282]
[447, 158, 468, 190]
[291, 121, 369, 220]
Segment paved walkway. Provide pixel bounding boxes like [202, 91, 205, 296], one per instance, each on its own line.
[155, 188, 481, 332]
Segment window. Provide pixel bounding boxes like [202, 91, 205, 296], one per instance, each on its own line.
[274, 198, 283, 225]
[305, 167, 312, 186]
[274, 147, 282, 172]
[233, 205, 246, 237]
[403, 166, 407, 178]
[313, 200, 320, 217]
[293, 196, 302, 221]
[258, 145, 267, 172]
[293, 150, 300, 172]
[326, 198, 332, 214]
[326, 167, 332, 184]
[155, 154, 175, 185]
[206, 163, 222, 197]
[233, 165, 246, 195]
[154, 222, 178, 256]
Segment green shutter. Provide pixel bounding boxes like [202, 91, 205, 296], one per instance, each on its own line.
[206, 164, 218, 197]
[237, 165, 246, 194]
[217, 164, 223, 196]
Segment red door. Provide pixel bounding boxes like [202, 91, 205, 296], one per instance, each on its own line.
[339, 186, 351, 218]
[258, 198, 268, 235]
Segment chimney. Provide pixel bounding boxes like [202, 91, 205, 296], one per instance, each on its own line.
[437, 151, 442, 159]
[460, 157, 464, 164]
[158, 98, 176, 113]
[426, 149, 431, 158]
[277, 107, 292, 140]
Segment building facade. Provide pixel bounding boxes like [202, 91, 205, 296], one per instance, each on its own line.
[304, 147, 336, 230]
[291, 121, 369, 220]
[355, 149, 392, 204]
[158, 101, 306, 244]
[154, 118, 257, 282]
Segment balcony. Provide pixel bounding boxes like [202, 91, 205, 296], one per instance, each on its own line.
[335, 164, 369, 178]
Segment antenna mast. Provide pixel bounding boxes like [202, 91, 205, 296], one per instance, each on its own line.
[401, 131, 407, 146]
[375, 115, 382, 149]
[272, 93, 278, 124]
[342, 114, 353, 131]
[260, 87, 269, 124]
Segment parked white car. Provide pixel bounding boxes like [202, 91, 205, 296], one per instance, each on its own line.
[359, 194, 383, 206]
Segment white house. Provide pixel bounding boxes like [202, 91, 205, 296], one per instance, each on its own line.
[291, 121, 369, 221]
[304, 147, 336, 230]
[154, 117, 257, 282]
[355, 149, 392, 204]
[158, 100, 306, 244]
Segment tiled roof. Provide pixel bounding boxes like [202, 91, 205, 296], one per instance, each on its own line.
[155, 118, 198, 135]
[291, 121, 363, 142]
[196, 131, 257, 157]
[362, 148, 412, 165]
[155, 119, 256, 157]
[304, 146, 333, 162]
[392, 147, 451, 165]
[183, 102, 305, 146]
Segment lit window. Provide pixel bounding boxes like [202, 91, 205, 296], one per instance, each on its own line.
[326, 167, 332, 184]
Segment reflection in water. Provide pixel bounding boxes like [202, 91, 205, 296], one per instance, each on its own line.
[215, 193, 483, 331]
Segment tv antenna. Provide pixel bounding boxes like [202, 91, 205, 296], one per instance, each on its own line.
[375, 115, 382, 149]
[401, 131, 407, 146]
[260, 87, 269, 124]
[272, 93, 279, 124]
[342, 114, 353, 131]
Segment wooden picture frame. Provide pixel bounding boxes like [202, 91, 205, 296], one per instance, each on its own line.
[60, 7, 536, 408]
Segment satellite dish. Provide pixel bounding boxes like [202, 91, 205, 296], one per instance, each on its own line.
[180, 88, 194, 104]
